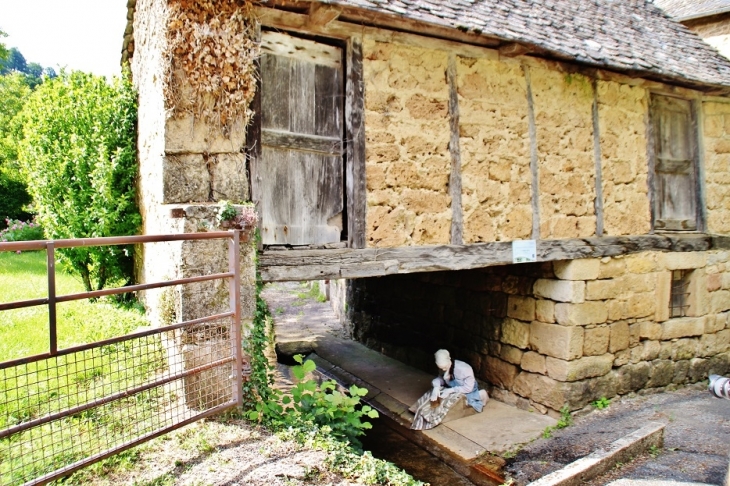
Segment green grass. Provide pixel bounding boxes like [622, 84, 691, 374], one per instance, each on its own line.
[0, 251, 165, 485]
[0, 251, 149, 361]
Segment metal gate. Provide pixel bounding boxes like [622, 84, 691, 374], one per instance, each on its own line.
[0, 232, 243, 486]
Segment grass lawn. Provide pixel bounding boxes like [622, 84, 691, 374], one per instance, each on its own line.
[0, 251, 148, 361]
[0, 250, 165, 485]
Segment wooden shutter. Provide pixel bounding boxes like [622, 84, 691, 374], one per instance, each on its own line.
[254, 31, 344, 245]
[650, 95, 699, 231]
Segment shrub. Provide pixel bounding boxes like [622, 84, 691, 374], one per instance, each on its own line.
[16, 70, 140, 291]
[0, 218, 43, 243]
[0, 174, 32, 227]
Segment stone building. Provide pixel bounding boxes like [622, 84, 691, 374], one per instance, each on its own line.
[125, 0, 730, 416]
[654, 0, 730, 59]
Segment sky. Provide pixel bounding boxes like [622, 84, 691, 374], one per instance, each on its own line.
[1, 0, 129, 79]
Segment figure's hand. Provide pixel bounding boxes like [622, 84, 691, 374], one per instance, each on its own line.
[439, 388, 452, 398]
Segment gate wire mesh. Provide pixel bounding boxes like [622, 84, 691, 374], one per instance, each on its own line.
[0, 231, 242, 486]
[0, 318, 237, 486]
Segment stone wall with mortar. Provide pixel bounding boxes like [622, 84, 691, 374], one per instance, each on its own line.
[702, 100, 730, 234]
[457, 56, 532, 242]
[531, 66, 597, 239]
[345, 252, 730, 415]
[361, 33, 730, 246]
[597, 80, 651, 236]
[363, 36, 452, 247]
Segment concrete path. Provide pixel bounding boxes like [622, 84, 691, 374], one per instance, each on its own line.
[262, 281, 556, 484]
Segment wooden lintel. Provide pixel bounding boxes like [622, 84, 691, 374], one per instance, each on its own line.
[258, 234, 726, 282]
[308, 3, 342, 27]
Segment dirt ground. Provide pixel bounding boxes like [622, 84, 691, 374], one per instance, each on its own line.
[506, 385, 730, 485]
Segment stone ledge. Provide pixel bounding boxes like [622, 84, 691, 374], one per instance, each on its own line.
[526, 422, 665, 486]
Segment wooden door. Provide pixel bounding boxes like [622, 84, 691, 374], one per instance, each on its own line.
[254, 31, 344, 245]
[650, 95, 699, 231]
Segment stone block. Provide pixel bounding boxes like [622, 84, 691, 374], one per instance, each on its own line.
[688, 357, 710, 382]
[642, 340, 661, 361]
[534, 279, 586, 303]
[625, 254, 658, 274]
[545, 354, 614, 382]
[629, 323, 641, 347]
[507, 295, 536, 322]
[700, 329, 730, 357]
[501, 318, 531, 349]
[166, 115, 246, 154]
[554, 259, 600, 281]
[711, 290, 730, 313]
[500, 344, 524, 365]
[659, 252, 707, 271]
[661, 317, 705, 340]
[673, 360, 689, 384]
[708, 352, 730, 377]
[614, 349, 631, 367]
[705, 315, 726, 334]
[584, 326, 610, 356]
[536, 299, 556, 323]
[529, 321, 584, 360]
[707, 273, 722, 292]
[483, 356, 519, 389]
[647, 359, 674, 388]
[655, 271, 672, 322]
[513, 372, 566, 411]
[211, 153, 248, 202]
[585, 279, 620, 301]
[609, 321, 630, 353]
[671, 338, 698, 360]
[560, 372, 618, 410]
[608, 300, 627, 321]
[521, 351, 547, 374]
[617, 362, 651, 394]
[599, 257, 625, 279]
[639, 321, 663, 340]
[555, 302, 608, 326]
[163, 155, 211, 203]
[659, 341, 673, 359]
[626, 292, 656, 319]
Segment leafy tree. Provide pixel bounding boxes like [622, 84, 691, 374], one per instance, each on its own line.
[0, 29, 8, 63]
[1, 47, 27, 74]
[0, 73, 33, 226]
[16, 70, 140, 291]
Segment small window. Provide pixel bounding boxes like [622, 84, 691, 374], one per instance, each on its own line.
[669, 269, 692, 318]
[649, 94, 701, 231]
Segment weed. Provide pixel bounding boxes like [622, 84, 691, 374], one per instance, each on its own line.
[542, 426, 554, 439]
[556, 405, 573, 428]
[275, 306, 284, 315]
[592, 397, 611, 409]
[648, 444, 661, 458]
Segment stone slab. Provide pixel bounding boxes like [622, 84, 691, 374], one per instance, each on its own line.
[443, 400, 556, 454]
[527, 422, 665, 486]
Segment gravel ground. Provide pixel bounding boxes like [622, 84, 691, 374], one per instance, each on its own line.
[506, 386, 730, 485]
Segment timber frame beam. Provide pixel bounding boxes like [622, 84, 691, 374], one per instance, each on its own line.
[258, 234, 730, 282]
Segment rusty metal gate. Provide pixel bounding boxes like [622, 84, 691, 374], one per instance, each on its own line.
[0, 232, 243, 486]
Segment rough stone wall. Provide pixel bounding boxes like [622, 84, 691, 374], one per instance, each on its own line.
[531, 66, 597, 239]
[457, 56, 532, 242]
[597, 80, 651, 235]
[702, 100, 730, 235]
[363, 36, 452, 247]
[346, 252, 730, 415]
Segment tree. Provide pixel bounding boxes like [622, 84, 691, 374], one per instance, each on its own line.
[0, 29, 8, 63]
[0, 73, 33, 226]
[0, 47, 27, 74]
[16, 71, 141, 291]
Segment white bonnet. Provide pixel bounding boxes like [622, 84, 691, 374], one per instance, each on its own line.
[434, 349, 451, 369]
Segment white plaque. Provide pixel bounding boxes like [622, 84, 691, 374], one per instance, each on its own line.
[512, 240, 537, 263]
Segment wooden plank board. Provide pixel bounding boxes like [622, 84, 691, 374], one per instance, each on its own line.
[261, 129, 342, 155]
[261, 31, 341, 68]
[346, 37, 366, 249]
[258, 235, 722, 282]
[447, 54, 463, 245]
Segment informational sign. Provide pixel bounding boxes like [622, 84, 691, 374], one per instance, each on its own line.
[512, 239, 537, 263]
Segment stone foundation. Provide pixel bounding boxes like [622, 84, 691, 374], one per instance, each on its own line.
[344, 251, 730, 414]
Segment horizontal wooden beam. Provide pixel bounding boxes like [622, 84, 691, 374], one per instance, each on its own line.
[258, 234, 730, 282]
[262, 129, 342, 155]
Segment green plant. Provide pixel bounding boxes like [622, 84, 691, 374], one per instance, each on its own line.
[648, 444, 661, 458]
[248, 354, 378, 448]
[16, 69, 141, 292]
[217, 200, 237, 223]
[556, 405, 573, 428]
[592, 397, 611, 410]
[542, 426, 553, 439]
[0, 217, 43, 243]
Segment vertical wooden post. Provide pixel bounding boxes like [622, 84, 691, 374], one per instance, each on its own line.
[523, 65, 541, 240]
[229, 230, 243, 406]
[447, 54, 463, 245]
[47, 242, 57, 355]
[346, 36, 366, 249]
[592, 79, 605, 237]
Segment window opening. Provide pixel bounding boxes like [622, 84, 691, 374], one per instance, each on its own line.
[669, 269, 691, 318]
